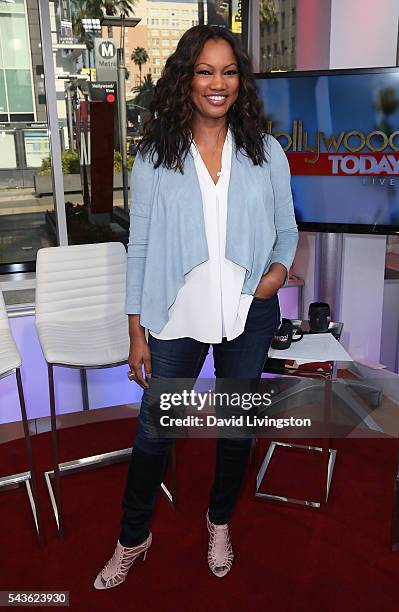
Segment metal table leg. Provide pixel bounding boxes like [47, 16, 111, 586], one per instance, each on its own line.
[254, 376, 337, 508]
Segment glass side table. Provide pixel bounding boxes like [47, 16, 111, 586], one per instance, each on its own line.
[253, 321, 344, 509]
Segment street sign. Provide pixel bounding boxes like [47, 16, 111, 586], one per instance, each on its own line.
[89, 81, 116, 103]
[94, 38, 118, 82]
[231, 0, 242, 34]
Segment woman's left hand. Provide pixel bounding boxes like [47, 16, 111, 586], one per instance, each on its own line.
[254, 263, 287, 298]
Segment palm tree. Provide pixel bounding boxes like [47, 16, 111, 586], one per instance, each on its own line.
[259, 0, 278, 23]
[132, 72, 154, 110]
[130, 72, 155, 132]
[71, 0, 89, 41]
[131, 47, 149, 86]
[100, 0, 136, 37]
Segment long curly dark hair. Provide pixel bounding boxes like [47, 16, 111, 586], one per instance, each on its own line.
[138, 25, 268, 172]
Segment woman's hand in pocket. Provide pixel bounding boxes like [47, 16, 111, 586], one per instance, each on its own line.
[254, 263, 287, 298]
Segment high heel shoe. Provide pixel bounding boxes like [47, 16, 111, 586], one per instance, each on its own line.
[94, 533, 152, 590]
[206, 512, 234, 578]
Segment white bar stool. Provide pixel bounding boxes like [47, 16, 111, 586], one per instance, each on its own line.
[35, 242, 174, 539]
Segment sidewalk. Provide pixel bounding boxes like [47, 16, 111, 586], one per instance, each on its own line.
[0, 188, 124, 215]
[0, 188, 126, 264]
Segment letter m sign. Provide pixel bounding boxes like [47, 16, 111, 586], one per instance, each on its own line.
[100, 41, 115, 58]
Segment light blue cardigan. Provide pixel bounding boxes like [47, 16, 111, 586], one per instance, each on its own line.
[126, 133, 298, 334]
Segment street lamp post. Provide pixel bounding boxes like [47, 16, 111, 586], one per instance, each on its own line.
[65, 83, 75, 151]
[101, 15, 141, 212]
[117, 46, 129, 212]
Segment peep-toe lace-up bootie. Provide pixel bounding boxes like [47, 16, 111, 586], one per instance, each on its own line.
[94, 533, 152, 590]
[206, 512, 234, 578]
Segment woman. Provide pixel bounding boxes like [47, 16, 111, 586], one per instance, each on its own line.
[94, 24, 298, 590]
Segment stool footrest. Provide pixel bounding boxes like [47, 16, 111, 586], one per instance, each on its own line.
[0, 471, 41, 534]
[44, 447, 174, 529]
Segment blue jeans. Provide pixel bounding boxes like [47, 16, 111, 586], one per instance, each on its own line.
[120, 295, 280, 547]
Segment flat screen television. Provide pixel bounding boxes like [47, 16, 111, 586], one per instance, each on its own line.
[255, 67, 399, 235]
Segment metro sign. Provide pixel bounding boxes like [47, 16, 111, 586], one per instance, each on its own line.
[94, 38, 118, 81]
[99, 41, 116, 59]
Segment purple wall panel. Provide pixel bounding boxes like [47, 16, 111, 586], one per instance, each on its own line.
[279, 286, 300, 320]
[1, 286, 299, 425]
[1, 316, 143, 425]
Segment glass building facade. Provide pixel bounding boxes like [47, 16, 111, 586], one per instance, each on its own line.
[0, 0, 36, 122]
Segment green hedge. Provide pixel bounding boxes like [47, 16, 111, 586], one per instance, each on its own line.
[38, 151, 80, 176]
[38, 150, 134, 175]
[113, 150, 134, 172]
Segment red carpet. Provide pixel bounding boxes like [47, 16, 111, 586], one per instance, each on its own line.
[1, 419, 399, 612]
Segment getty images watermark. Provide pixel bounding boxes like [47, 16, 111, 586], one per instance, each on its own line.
[157, 390, 312, 430]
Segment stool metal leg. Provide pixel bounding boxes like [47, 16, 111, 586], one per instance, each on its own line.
[47, 363, 65, 539]
[15, 368, 44, 546]
[80, 369, 89, 411]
